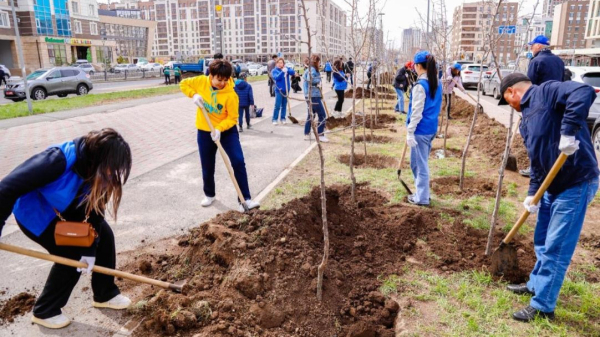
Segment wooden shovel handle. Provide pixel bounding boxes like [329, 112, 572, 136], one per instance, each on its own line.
[399, 141, 408, 170]
[317, 87, 331, 118]
[502, 152, 569, 244]
[196, 102, 247, 209]
[0, 243, 179, 291]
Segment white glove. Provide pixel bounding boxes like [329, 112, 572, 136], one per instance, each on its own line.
[77, 256, 96, 274]
[211, 129, 221, 142]
[282, 67, 288, 73]
[406, 133, 418, 148]
[192, 94, 203, 107]
[558, 135, 580, 155]
[523, 196, 539, 214]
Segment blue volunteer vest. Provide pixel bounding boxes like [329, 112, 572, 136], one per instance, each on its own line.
[407, 78, 442, 135]
[13, 141, 84, 237]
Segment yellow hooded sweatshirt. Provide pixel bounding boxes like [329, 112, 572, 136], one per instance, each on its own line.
[180, 75, 239, 132]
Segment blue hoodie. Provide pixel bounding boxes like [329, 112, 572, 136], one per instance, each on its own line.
[333, 70, 347, 91]
[324, 62, 332, 72]
[271, 67, 296, 94]
[234, 80, 255, 107]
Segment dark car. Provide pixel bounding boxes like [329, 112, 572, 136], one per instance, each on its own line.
[3, 67, 93, 101]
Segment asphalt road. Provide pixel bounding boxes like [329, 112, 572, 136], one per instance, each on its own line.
[0, 78, 165, 105]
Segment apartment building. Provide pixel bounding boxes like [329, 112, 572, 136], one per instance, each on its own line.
[98, 9, 156, 63]
[585, 0, 600, 47]
[451, 1, 519, 66]
[516, 15, 553, 50]
[551, 0, 591, 49]
[401, 28, 423, 58]
[542, 0, 588, 17]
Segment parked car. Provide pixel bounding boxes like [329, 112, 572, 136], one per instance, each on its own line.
[566, 66, 600, 131]
[77, 63, 96, 75]
[113, 63, 140, 73]
[482, 69, 516, 99]
[141, 63, 164, 72]
[593, 116, 600, 171]
[461, 64, 489, 89]
[258, 65, 268, 75]
[0, 64, 11, 78]
[248, 64, 261, 76]
[452, 60, 472, 67]
[75, 59, 89, 65]
[3, 67, 93, 102]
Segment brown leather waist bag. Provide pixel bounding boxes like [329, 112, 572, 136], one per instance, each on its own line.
[53, 209, 97, 247]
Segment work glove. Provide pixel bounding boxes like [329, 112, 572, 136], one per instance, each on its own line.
[77, 256, 96, 274]
[282, 67, 288, 73]
[211, 129, 221, 142]
[192, 94, 204, 107]
[406, 133, 418, 148]
[558, 135, 579, 156]
[523, 196, 539, 214]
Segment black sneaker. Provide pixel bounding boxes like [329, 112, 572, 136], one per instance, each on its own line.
[239, 126, 243, 133]
[247, 124, 252, 129]
[512, 306, 554, 322]
[519, 167, 531, 177]
[507, 284, 535, 296]
[407, 195, 429, 206]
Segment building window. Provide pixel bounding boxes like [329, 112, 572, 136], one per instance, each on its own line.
[89, 4, 95, 16]
[90, 22, 98, 35]
[0, 11, 10, 28]
[48, 43, 67, 66]
[74, 20, 82, 34]
[72, 1, 78, 13]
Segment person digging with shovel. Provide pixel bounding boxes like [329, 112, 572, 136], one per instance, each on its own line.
[180, 59, 260, 212]
[0, 128, 133, 329]
[498, 73, 599, 322]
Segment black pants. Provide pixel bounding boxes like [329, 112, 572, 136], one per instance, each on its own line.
[334, 89, 345, 112]
[18, 206, 119, 319]
[174, 75, 181, 84]
[238, 105, 250, 127]
[165, 74, 170, 85]
[0, 76, 6, 86]
[268, 78, 275, 97]
[367, 75, 372, 89]
[444, 93, 452, 117]
[326, 71, 332, 83]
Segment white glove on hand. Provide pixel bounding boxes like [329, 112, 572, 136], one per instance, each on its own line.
[407, 133, 418, 148]
[282, 67, 288, 73]
[192, 94, 203, 107]
[558, 135, 580, 155]
[77, 256, 96, 274]
[523, 196, 539, 214]
[211, 129, 221, 142]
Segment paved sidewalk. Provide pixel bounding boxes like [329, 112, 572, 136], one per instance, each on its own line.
[0, 79, 341, 337]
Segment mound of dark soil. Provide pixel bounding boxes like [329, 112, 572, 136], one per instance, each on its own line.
[0, 292, 35, 325]
[354, 135, 393, 144]
[345, 87, 373, 99]
[337, 154, 398, 169]
[127, 185, 533, 337]
[326, 114, 397, 130]
[431, 176, 504, 198]
[511, 132, 530, 170]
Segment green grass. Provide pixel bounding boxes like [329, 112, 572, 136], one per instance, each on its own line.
[247, 74, 268, 83]
[0, 85, 181, 120]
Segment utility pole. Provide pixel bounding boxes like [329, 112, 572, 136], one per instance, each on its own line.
[10, 0, 32, 114]
[426, 0, 430, 47]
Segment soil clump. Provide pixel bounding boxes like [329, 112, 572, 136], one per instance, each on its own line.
[127, 184, 534, 337]
[354, 135, 393, 144]
[326, 114, 397, 130]
[337, 154, 397, 169]
[431, 176, 504, 198]
[0, 292, 35, 325]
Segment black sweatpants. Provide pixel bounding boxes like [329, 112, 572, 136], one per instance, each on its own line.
[444, 93, 452, 118]
[326, 71, 332, 83]
[18, 205, 120, 319]
[334, 89, 345, 112]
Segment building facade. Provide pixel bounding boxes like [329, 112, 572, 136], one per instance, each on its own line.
[516, 15, 553, 51]
[451, 1, 519, 66]
[585, 0, 600, 47]
[401, 28, 423, 59]
[98, 9, 156, 63]
[551, 0, 591, 49]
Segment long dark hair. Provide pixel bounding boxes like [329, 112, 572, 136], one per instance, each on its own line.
[417, 55, 438, 99]
[333, 59, 343, 72]
[82, 128, 132, 220]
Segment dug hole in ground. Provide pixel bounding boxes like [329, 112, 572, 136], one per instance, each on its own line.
[1, 96, 599, 336]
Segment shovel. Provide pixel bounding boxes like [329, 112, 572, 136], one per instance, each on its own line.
[283, 73, 299, 124]
[317, 87, 332, 118]
[196, 102, 250, 212]
[396, 141, 413, 195]
[490, 153, 568, 276]
[0, 243, 185, 292]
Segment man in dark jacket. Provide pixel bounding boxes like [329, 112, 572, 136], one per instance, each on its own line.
[234, 73, 255, 132]
[393, 64, 409, 113]
[345, 57, 354, 85]
[0, 68, 6, 87]
[499, 73, 599, 323]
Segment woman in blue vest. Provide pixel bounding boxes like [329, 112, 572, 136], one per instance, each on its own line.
[406, 51, 442, 206]
[0, 128, 133, 329]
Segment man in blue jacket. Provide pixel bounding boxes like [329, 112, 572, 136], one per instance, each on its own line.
[499, 73, 599, 322]
[520, 35, 566, 177]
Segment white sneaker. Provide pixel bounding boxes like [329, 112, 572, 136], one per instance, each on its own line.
[201, 196, 215, 207]
[279, 120, 283, 125]
[273, 121, 278, 126]
[31, 313, 71, 329]
[304, 135, 311, 141]
[319, 136, 330, 143]
[281, 119, 287, 125]
[93, 294, 131, 310]
[238, 199, 260, 212]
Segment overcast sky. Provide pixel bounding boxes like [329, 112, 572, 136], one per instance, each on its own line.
[337, 0, 541, 49]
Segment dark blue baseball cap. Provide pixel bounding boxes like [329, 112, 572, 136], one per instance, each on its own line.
[528, 35, 549, 46]
[414, 50, 430, 64]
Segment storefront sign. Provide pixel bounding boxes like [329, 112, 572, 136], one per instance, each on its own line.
[70, 38, 92, 46]
[45, 37, 65, 43]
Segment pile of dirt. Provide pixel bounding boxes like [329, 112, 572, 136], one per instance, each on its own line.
[343, 87, 396, 100]
[337, 154, 398, 169]
[344, 87, 373, 99]
[127, 185, 534, 337]
[354, 135, 393, 144]
[431, 176, 504, 198]
[510, 132, 530, 170]
[0, 292, 35, 325]
[326, 113, 397, 130]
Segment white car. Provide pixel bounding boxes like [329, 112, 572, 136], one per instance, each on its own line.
[248, 64, 261, 76]
[566, 66, 600, 131]
[258, 65, 268, 75]
[461, 64, 489, 89]
[142, 63, 164, 72]
[77, 63, 96, 75]
[113, 63, 140, 73]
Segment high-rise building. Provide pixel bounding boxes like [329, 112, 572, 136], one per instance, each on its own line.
[551, 0, 591, 49]
[401, 28, 423, 58]
[451, 1, 519, 66]
[516, 14, 553, 51]
[542, 0, 587, 17]
[585, 0, 600, 47]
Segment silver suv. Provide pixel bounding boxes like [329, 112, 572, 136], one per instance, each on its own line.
[3, 67, 93, 102]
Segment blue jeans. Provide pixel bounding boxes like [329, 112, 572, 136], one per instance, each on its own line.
[238, 106, 250, 127]
[197, 128, 251, 201]
[395, 87, 405, 112]
[526, 177, 598, 312]
[409, 134, 435, 204]
[304, 97, 327, 136]
[273, 91, 287, 121]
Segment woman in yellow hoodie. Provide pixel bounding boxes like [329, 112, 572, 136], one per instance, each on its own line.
[180, 60, 259, 212]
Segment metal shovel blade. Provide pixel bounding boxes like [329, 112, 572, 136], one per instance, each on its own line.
[168, 279, 187, 293]
[490, 242, 518, 276]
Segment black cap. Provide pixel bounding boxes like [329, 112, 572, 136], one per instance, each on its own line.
[498, 73, 531, 105]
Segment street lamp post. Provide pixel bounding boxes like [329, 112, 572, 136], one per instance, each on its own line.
[9, 0, 32, 114]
